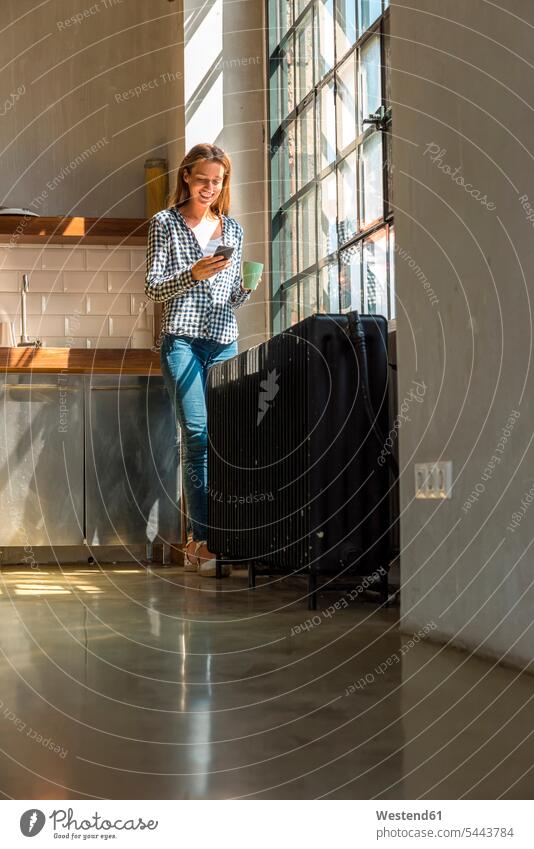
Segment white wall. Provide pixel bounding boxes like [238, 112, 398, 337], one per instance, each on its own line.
[0, 0, 183, 217]
[391, 0, 534, 668]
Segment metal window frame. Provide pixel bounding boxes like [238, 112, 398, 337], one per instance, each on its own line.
[267, 0, 392, 331]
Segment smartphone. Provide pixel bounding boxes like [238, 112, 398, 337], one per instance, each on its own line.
[213, 245, 235, 260]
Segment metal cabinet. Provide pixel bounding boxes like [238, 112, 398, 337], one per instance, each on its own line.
[0, 372, 181, 548]
[0, 373, 84, 545]
[84, 374, 181, 546]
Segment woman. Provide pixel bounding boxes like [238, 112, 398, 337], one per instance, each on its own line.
[145, 143, 253, 576]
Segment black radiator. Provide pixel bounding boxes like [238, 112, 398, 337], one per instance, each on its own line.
[207, 312, 393, 605]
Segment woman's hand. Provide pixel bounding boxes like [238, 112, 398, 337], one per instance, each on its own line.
[239, 276, 262, 293]
[191, 254, 231, 281]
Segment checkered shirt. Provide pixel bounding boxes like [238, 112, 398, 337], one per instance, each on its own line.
[145, 206, 252, 344]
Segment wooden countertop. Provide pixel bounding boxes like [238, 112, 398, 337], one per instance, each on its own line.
[0, 347, 161, 374]
[0, 216, 149, 246]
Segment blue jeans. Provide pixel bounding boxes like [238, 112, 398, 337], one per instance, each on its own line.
[160, 333, 238, 541]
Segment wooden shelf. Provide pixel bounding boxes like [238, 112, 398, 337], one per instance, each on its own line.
[0, 216, 149, 246]
[0, 347, 161, 375]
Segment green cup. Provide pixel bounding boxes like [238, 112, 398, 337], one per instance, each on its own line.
[242, 260, 264, 290]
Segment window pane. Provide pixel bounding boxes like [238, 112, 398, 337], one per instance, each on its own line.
[383, 11, 391, 107]
[336, 0, 357, 58]
[279, 0, 293, 39]
[319, 80, 336, 170]
[280, 38, 295, 119]
[360, 131, 383, 228]
[319, 264, 340, 312]
[359, 34, 381, 133]
[268, 0, 280, 55]
[337, 152, 358, 244]
[295, 0, 311, 16]
[269, 0, 390, 338]
[272, 123, 296, 209]
[301, 273, 319, 317]
[272, 291, 283, 335]
[319, 172, 338, 258]
[295, 11, 315, 105]
[318, 0, 335, 78]
[388, 225, 395, 319]
[282, 283, 299, 329]
[339, 241, 362, 312]
[297, 101, 315, 189]
[272, 220, 283, 292]
[274, 203, 297, 282]
[336, 52, 356, 153]
[271, 144, 282, 212]
[363, 230, 388, 316]
[358, 0, 382, 36]
[298, 189, 317, 271]
[269, 60, 281, 135]
[384, 127, 393, 217]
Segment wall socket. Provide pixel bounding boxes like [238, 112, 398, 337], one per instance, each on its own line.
[415, 462, 453, 499]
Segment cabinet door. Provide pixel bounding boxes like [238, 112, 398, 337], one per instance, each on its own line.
[85, 375, 181, 546]
[0, 374, 84, 545]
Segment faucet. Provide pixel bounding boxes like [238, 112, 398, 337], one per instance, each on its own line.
[18, 273, 41, 347]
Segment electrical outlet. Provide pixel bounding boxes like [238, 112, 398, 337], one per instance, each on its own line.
[415, 462, 452, 499]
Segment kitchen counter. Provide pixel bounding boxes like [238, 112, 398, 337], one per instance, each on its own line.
[0, 347, 161, 374]
[0, 366, 180, 549]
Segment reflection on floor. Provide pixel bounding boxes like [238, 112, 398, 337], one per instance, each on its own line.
[0, 565, 532, 800]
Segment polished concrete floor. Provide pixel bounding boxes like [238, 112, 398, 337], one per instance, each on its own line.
[0, 565, 532, 800]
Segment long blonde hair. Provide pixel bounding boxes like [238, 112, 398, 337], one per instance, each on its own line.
[168, 143, 232, 216]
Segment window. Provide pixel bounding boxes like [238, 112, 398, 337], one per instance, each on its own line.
[269, 0, 393, 330]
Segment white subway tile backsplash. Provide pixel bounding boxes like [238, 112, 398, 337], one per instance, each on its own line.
[65, 314, 108, 337]
[130, 294, 154, 315]
[0, 271, 21, 292]
[86, 249, 131, 271]
[130, 248, 147, 272]
[0, 247, 43, 270]
[64, 271, 107, 292]
[109, 314, 150, 338]
[0, 293, 49, 315]
[41, 336, 73, 348]
[41, 249, 86, 271]
[0, 293, 23, 315]
[0, 242, 149, 349]
[26, 271, 63, 292]
[87, 293, 130, 315]
[108, 271, 145, 293]
[27, 315, 65, 337]
[26, 294, 48, 315]
[86, 336, 132, 349]
[41, 293, 87, 315]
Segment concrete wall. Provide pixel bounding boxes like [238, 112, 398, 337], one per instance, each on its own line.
[0, 0, 183, 217]
[391, 0, 534, 668]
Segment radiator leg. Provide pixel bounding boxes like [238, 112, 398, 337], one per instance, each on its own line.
[248, 563, 256, 589]
[308, 570, 317, 611]
[215, 556, 222, 580]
